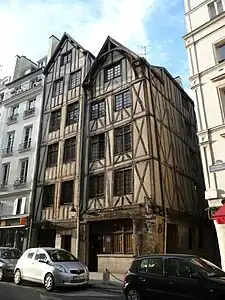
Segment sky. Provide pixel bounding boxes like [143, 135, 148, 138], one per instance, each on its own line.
[0, 0, 191, 93]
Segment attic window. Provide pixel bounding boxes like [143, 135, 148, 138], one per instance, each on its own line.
[61, 51, 72, 66]
[105, 62, 121, 81]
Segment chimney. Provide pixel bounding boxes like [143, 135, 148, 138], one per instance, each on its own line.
[47, 35, 60, 62]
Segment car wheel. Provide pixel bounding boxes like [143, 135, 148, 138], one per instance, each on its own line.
[126, 288, 141, 300]
[44, 273, 55, 292]
[0, 268, 4, 281]
[14, 269, 22, 285]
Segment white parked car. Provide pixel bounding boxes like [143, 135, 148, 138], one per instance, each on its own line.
[14, 247, 89, 291]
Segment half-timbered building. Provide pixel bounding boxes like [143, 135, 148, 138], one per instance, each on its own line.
[32, 33, 94, 255]
[81, 37, 217, 272]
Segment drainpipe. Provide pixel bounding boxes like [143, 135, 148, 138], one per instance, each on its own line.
[27, 75, 46, 249]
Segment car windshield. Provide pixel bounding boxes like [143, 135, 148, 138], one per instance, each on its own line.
[189, 257, 225, 277]
[0, 249, 22, 260]
[46, 250, 78, 262]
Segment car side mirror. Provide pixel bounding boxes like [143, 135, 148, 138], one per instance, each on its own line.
[38, 259, 48, 264]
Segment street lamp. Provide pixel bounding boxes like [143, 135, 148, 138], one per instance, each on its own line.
[70, 205, 76, 218]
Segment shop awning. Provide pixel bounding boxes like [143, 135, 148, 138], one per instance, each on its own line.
[0, 225, 26, 229]
[214, 205, 225, 224]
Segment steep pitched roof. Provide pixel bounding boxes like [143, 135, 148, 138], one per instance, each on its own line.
[83, 36, 139, 86]
[43, 32, 95, 75]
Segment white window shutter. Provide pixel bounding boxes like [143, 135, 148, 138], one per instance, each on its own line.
[13, 198, 18, 215]
[20, 197, 26, 215]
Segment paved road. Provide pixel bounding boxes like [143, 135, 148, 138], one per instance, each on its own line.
[0, 281, 125, 300]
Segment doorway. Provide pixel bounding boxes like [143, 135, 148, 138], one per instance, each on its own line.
[61, 235, 71, 252]
[38, 229, 56, 247]
[167, 223, 178, 253]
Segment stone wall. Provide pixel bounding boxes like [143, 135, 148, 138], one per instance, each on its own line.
[97, 254, 135, 273]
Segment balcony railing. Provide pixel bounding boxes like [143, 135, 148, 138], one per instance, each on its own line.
[5, 77, 42, 100]
[13, 178, 27, 188]
[2, 146, 13, 157]
[7, 114, 18, 124]
[18, 140, 32, 152]
[23, 107, 35, 119]
[0, 181, 8, 190]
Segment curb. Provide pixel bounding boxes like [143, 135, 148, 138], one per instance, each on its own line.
[90, 283, 123, 294]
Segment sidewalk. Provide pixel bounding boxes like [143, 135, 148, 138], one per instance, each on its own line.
[89, 272, 124, 293]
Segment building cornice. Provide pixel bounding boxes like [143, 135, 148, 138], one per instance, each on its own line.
[183, 12, 225, 40]
[189, 61, 225, 82]
[6, 68, 43, 88]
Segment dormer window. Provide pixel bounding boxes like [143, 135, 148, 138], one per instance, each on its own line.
[105, 62, 121, 81]
[61, 51, 72, 66]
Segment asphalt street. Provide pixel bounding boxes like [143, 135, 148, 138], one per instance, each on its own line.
[0, 281, 125, 300]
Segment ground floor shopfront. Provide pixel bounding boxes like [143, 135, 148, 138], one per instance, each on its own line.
[0, 215, 29, 251]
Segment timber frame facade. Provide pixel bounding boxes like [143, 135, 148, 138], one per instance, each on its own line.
[31, 34, 217, 272]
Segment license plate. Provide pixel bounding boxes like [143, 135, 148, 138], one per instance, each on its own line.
[73, 275, 85, 280]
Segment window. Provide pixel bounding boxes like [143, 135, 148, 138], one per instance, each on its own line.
[47, 143, 58, 167]
[6, 131, 15, 153]
[60, 181, 74, 205]
[89, 174, 105, 198]
[167, 258, 193, 278]
[66, 102, 79, 126]
[105, 62, 121, 81]
[215, 41, 225, 63]
[208, 0, 224, 19]
[2, 163, 10, 185]
[49, 109, 61, 132]
[114, 124, 132, 154]
[21, 126, 32, 149]
[11, 105, 19, 116]
[43, 184, 55, 207]
[90, 133, 105, 161]
[53, 78, 64, 97]
[185, 121, 192, 138]
[19, 159, 28, 183]
[69, 70, 81, 89]
[139, 258, 163, 275]
[198, 227, 204, 249]
[114, 168, 132, 196]
[115, 90, 131, 111]
[63, 137, 76, 162]
[61, 51, 72, 65]
[90, 100, 105, 120]
[35, 252, 47, 261]
[16, 198, 22, 215]
[27, 251, 35, 259]
[28, 99, 36, 110]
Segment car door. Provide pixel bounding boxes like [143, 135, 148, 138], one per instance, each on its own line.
[138, 256, 167, 298]
[32, 250, 49, 283]
[22, 249, 37, 281]
[165, 257, 204, 300]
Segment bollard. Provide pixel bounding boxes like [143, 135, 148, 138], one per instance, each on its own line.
[103, 268, 110, 284]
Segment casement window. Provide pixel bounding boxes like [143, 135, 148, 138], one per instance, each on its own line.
[115, 90, 131, 111]
[90, 100, 105, 120]
[61, 51, 72, 66]
[28, 98, 36, 110]
[105, 62, 121, 81]
[49, 109, 61, 132]
[208, 0, 224, 19]
[1, 163, 10, 186]
[114, 168, 133, 196]
[8, 105, 19, 123]
[63, 137, 76, 163]
[66, 102, 79, 126]
[19, 159, 29, 183]
[47, 143, 58, 167]
[12, 197, 26, 215]
[89, 174, 105, 198]
[90, 133, 105, 161]
[69, 70, 81, 89]
[6, 131, 15, 154]
[215, 40, 225, 63]
[60, 180, 74, 205]
[19, 126, 32, 150]
[114, 124, 132, 154]
[53, 78, 64, 97]
[43, 184, 55, 208]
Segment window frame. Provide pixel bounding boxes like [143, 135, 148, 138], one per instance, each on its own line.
[53, 78, 64, 97]
[61, 51, 72, 66]
[166, 258, 194, 279]
[90, 100, 105, 120]
[138, 257, 164, 275]
[19, 159, 29, 183]
[49, 109, 61, 132]
[43, 184, 55, 208]
[104, 61, 122, 82]
[208, 0, 224, 19]
[60, 180, 74, 205]
[47, 143, 59, 167]
[114, 168, 133, 196]
[114, 124, 132, 154]
[89, 174, 105, 199]
[66, 102, 79, 126]
[69, 69, 82, 89]
[63, 137, 76, 163]
[90, 133, 105, 161]
[114, 90, 132, 111]
[214, 39, 225, 64]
